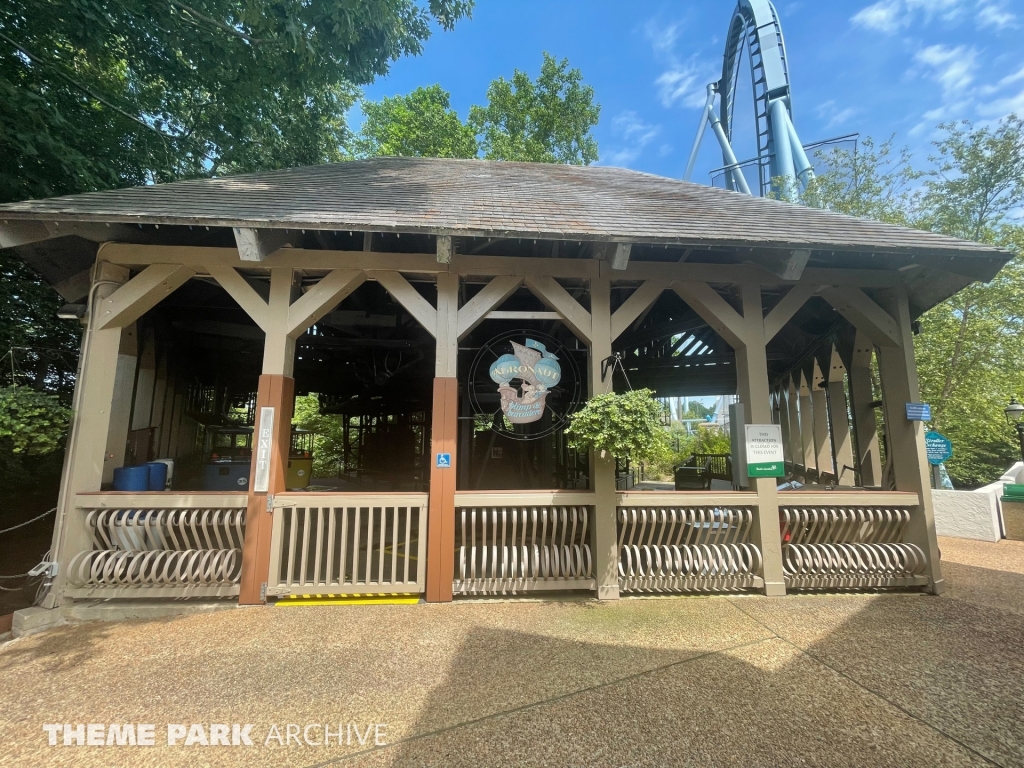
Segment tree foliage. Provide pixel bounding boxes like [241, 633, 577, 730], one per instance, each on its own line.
[469, 52, 599, 164]
[354, 84, 478, 159]
[0, 386, 72, 454]
[802, 116, 1024, 486]
[566, 389, 669, 465]
[1, 0, 473, 201]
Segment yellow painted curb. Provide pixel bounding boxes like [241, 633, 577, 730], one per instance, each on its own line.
[274, 594, 420, 606]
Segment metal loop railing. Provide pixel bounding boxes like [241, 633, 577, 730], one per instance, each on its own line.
[67, 506, 246, 590]
[780, 506, 927, 587]
[454, 506, 594, 594]
[616, 506, 762, 593]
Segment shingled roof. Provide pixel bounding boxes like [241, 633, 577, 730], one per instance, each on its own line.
[0, 157, 1007, 260]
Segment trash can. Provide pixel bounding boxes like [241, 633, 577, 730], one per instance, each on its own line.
[112, 465, 150, 492]
[145, 461, 168, 491]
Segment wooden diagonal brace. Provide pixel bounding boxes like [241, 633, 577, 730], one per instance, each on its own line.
[94, 264, 194, 330]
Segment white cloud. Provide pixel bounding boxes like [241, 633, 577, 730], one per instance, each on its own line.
[978, 88, 1024, 117]
[601, 111, 662, 167]
[643, 16, 716, 111]
[977, 1, 1018, 29]
[851, 0, 1004, 33]
[814, 99, 859, 130]
[656, 59, 715, 109]
[914, 44, 979, 99]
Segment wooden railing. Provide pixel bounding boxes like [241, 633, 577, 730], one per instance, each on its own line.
[267, 493, 428, 597]
[616, 491, 763, 593]
[67, 493, 248, 599]
[452, 491, 596, 595]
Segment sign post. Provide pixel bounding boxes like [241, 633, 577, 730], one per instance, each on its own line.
[924, 431, 953, 489]
[745, 424, 785, 479]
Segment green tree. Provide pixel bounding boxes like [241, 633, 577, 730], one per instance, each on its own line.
[355, 84, 478, 158]
[469, 52, 599, 164]
[801, 116, 1024, 486]
[1, 0, 474, 202]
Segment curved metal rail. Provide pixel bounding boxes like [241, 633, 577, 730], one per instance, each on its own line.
[617, 506, 763, 593]
[454, 505, 594, 595]
[780, 506, 928, 589]
[67, 507, 246, 591]
[684, 0, 812, 196]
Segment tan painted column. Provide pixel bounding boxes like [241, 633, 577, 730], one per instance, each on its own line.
[426, 272, 459, 603]
[810, 360, 834, 479]
[876, 287, 944, 594]
[103, 324, 139, 481]
[849, 331, 882, 487]
[826, 347, 856, 485]
[735, 283, 786, 597]
[590, 275, 619, 600]
[798, 372, 816, 478]
[787, 378, 802, 473]
[45, 262, 129, 607]
[778, 388, 793, 465]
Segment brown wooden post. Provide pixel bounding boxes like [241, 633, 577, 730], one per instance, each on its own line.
[426, 272, 459, 602]
[238, 374, 295, 604]
[876, 287, 944, 594]
[590, 275, 619, 600]
[849, 330, 882, 487]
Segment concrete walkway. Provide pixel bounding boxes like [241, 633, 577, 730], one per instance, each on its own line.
[2, 536, 1023, 767]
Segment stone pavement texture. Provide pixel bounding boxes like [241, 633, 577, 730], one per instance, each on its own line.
[1, 536, 1022, 768]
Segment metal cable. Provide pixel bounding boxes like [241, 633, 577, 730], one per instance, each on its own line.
[0, 507, 56, 535]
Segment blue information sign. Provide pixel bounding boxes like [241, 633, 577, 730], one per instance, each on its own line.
[924, 431, 953, 466]
[436, 453, 451, 469]
[906, 402, 932, 421]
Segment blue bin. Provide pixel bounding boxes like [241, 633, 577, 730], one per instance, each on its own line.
[146, 462, 168, 491]
[112, 465, 150, 491]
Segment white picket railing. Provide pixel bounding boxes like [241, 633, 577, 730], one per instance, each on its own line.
[452, 492, 596, 595]
[616, 492, 763, 593]
[267, 494, 427, 597]
[67, 493, 248, 598]
[780, 499, 928, 588]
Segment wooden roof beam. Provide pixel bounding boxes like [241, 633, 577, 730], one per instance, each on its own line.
[232, 227, 298, 262]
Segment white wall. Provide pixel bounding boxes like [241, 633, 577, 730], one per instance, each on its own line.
[933, 489, 1002, 542]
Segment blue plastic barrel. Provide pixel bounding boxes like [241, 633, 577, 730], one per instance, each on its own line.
[146, 462, 168, 491]
[112, 465, 150, 491]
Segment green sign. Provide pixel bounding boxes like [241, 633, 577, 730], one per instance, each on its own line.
[924, 431, 952, 466]
[745, 424, 785, 478]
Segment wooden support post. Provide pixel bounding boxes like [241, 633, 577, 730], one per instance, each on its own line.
[787, 377, 802, 473]
[238, 374, 295, 604]
[826, 347, 856, 485]
[811, 360, 835, 479]
[45, 262, 129, 607]
[778, 389, 793, 464]
[798, 372, 816, 478]
[734, 283, 786, 597]
[849, 331, 882, 487]
[589, 275, 618, 600]
[426, 273, 459, 602]
[875, 287, 944, 594]
[102, 323, 138, 483]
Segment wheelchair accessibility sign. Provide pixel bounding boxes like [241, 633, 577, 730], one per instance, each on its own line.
[436, 453, 451, 469]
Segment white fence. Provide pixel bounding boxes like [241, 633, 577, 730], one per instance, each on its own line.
[452, 492, 595, 595]
[780, 495, 928, 588]
[67, 493, 247, 598]
[616, 492, 763, 593]
[267, 494, 428, 597]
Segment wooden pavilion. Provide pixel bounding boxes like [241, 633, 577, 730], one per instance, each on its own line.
[0, 158, 1010, 607]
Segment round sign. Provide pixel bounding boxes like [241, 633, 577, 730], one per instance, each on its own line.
[468, 329, 583, 441]
[924, 431, 953, 465]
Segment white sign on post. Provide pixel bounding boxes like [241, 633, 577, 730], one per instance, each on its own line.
[745, 424, 785, 478]
[253, 406, 275, 493]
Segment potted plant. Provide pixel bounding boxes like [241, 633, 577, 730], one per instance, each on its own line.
[565, 388, 669, 465]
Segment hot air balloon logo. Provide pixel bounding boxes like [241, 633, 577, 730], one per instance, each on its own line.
[488, 339, 562, 424]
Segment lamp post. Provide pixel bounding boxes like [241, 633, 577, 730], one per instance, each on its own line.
[1004, 397, 1024, 463]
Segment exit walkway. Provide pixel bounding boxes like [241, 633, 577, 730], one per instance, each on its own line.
[2, 537, 1022, 767]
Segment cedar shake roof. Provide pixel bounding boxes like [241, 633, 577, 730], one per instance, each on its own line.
[0, 157, 1008, 260]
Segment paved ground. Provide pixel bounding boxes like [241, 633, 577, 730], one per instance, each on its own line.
[2, 536, 1023, 768]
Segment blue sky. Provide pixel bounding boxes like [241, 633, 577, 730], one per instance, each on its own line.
[360, 0, 1023, 186]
